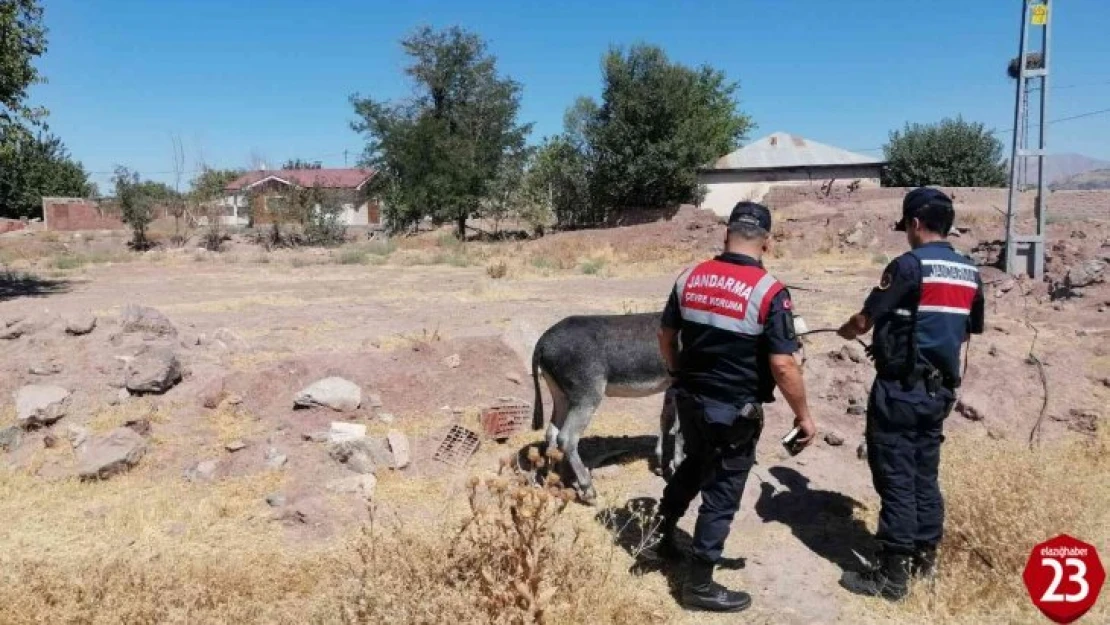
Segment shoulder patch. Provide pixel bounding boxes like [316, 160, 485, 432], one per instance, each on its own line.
[878, 269, 893, 290]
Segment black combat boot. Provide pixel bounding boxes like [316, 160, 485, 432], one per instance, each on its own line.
[840, 552, 911, 601]
[911, 545, 938, 581]
[681, 559, 752, 612]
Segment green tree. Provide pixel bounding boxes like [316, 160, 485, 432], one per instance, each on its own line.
[0, 131, 92, 218]
[281, 159, 322, 170]
[882, 117, 1008, 187]
[190, 167, 244, 202]
[524, 136, 593, 229]
[113, 166, 156, 250]
[351, 26, 531, 238]
[0, 0, 48, 156]
[587, 44, 752, 216]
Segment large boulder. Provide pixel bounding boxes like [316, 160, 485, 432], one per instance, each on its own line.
[120, 305, 177, 337]
[77, 427, 147, 479]
[14, 385, 70, 427]
[1, 312, 56, 340]
[294, 377, 361, 412]
[126, 347, 183, 394]
[327, 437, 392, 474]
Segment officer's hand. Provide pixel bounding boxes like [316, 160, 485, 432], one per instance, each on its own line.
[794, 416, 817, 448]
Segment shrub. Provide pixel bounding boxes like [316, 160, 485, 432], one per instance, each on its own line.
[882, 117, 1008, 187]
[581, 258, 606, 275]
[337, 249, 368, 265]
[486, 260, 508, 279]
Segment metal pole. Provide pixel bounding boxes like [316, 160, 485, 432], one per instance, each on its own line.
[1033, 1, 1051, 278]
[1004, 1, 1031, 275]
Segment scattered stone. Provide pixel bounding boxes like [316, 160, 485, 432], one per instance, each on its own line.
[838, 344, 865, 364]
[328, 422, 367, 443]
[856, 441, 868, 460]
[65, 312, 98, 336]
[42, 433, 58, 448]
[124, 418, 152, 436]
[1065, 260, 1106, 289]
[265, 447, 288, 469]
[379, 413, 395, 424]
[998, 279, 1016, 294]
[1068, 409, 1099, 434]
[125, 347, 183, 394]
[988, 345, 999, 357]
[302, 431, 329, 443]
[65, 424, 90, 450]
[987, 428, 1006, 441]
[328, 438, 392, 474]
[294, 377, 361, 412]
[213, 327, 244, 348]
[443, 353, 462, 369]
[1101, 377, 1110, 389]
[28, 362, 63, 376]
[386, 430, 411, 469]
[226, 394, 243, 406]
[506, 372, 522, 385]
[1053, 303, 1064, 312]
[367, 393, 384, 409]
[326, 474, 377, 498]
[0, 426, 23, 452]
[823, 432, 845, 447]
[120, 304, 177, 336]
[844, 225, 866, 247]
[0, 313, 54, 340]
[847, 405, 866, 416]
[993, 325, 1011, 335]
[199, 378, 227, 409]
[225, 440, 247, 452]
[265, 493, 286, 508]
[77, 427, 147, 479]
[117, 388, 131, 403]
[955, 399, 985, 422]
[15, 384, 71, 427]
[184, 459, 220, 482]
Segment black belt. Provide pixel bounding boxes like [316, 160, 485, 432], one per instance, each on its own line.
[902, 364, 958, 395]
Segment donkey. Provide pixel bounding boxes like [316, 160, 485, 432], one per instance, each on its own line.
[531, 312, 682, 503]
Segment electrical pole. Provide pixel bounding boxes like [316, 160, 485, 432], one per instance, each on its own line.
[1005, 0, 1052, 278]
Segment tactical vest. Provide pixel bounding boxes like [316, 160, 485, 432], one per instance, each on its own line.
[673, 258, 785, 404]
[872, 243, 979, 386]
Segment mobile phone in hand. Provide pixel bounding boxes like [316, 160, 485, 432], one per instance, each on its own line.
[781, 426, 805, 456]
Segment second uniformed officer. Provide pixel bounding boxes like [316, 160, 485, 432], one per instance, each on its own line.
[654, 201, 817, 612]
[837, 188, 985, 600]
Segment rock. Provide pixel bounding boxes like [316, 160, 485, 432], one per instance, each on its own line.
[226, 394, 243, 406]
[443, 353, 462, 369]
[1065, 260, 1106, 289]
[379, 413, 395, 424]
[506, 372, 522, 384]
[0, 426, 23, 452]
[987, 428, 1006, 441]
[326, 474, 377, 498]
[328, 438, 392, 474]
[184, 459, 220, 482]
[955, 399, 985, 421]
[844, 226, 866, 247]
[847, 405, 866, 416]
[28, 362, 62, 376]
[302, 431, 329, 443]
[65, 312, 97, 336]
[988, 345, 999, 357]
[15, 385, 71, 427]
[120, 305, 177, 337]
[77, 427, 147, 479]
[117, 388, 131, 403]
[125, 347, 183, 394]
[265, 493, 286, 507]
[386, 430, 411, 469]
[328, 422, 367, 443]
[124, 418, 152, 436]
[265, 448, 288, 469]
[1068, 409, 1098, 434]
[823, 432, 845, 447]
[367, 393, 384, 409]
[65, 424, 90, 450]
[840, 344, 865, 364]
[998, 279, 1016, 294]
[199, 378, 227, 409]
[225, 440, 247, 452]
[856, 441, 868, 460]
[43, 433, 58, 448]
[0, 312, 54, 340]
[212, 327, 243, 348]
[294, 377, 361, 412]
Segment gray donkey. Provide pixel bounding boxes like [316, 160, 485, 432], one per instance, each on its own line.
[531, 312, 681, 503]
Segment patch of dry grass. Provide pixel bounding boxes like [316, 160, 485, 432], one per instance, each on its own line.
[854, 430, 1110, 624]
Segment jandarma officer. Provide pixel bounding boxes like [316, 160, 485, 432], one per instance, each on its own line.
[654, 201, 817, 613]
[837, 187, 985, 600]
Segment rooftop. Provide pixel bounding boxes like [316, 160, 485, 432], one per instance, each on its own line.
[225, 168, 374, 192]
[703, 132, 884, 171]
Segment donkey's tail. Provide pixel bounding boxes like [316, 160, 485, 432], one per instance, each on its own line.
[531, 346, 544, 431]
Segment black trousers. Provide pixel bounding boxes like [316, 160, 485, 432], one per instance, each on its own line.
[659, 390, 763, 564]
[866, 378, 956, 555]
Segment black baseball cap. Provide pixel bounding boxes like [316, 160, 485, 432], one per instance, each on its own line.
[727, 201, 772, 233]
[896, 187, 954, 232]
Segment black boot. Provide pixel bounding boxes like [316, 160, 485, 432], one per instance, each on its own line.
[681, 559, 752, 612]
[911, 546, 938, 581]
[651, 514, 684, 561]
[840, 552, 910, 601]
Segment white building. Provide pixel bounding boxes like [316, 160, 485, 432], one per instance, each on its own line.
[219, 168, 382, 228]
[697, 132, 885, 217]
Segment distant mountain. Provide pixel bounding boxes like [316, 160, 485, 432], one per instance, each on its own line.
[1052, 168, 1110, 190]
[1012, 153, 1110, 186]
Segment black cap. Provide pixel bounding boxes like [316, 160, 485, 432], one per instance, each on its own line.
[896, 187, 954, 232]
[727, 201, 772, 233]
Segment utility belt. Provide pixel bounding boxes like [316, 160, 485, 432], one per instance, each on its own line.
[674, 390, 764, 452]
[897, 363, 959, 396]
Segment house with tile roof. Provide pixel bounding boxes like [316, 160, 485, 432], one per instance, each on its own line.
[697, 132, 885, 216]
[219, 168, 381, 228]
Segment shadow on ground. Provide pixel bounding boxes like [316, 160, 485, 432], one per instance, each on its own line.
[0, 270, 70, 302]
[754, 465, 874, 570]
[515, 434, 662, 479]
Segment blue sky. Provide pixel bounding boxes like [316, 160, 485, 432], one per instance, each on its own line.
[32, 0, 1110, 191]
